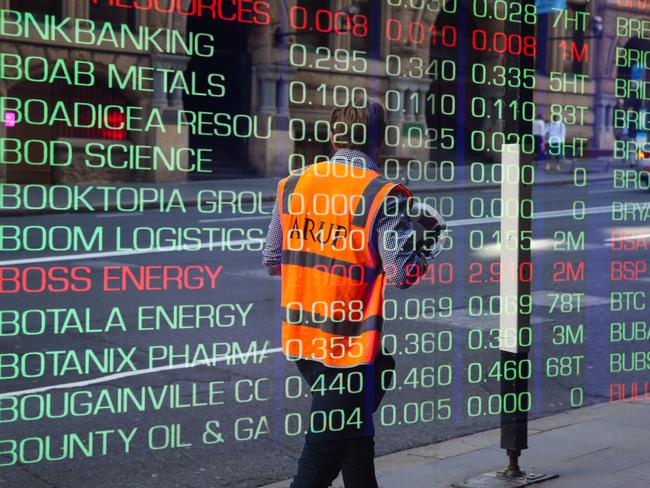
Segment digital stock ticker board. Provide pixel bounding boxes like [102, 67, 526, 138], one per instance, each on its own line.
[0, 1, 649, 487]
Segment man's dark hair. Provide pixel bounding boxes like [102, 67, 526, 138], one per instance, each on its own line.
[330, 96, 387, 155]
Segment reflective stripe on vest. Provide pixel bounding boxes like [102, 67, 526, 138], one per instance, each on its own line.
[282, 306, 382, 336]
[351, 176, 391, 228]
[277, 161, 411, 367]
[281, 172, 302, 216]
[281, 249, 375, 284]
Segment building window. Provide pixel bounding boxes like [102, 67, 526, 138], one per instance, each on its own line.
[10, 0, 62, 18]
[535, 13, 550, 75]
[350, 0, 372, 54]
[291, 1, 374, 52]
[567, 2, 587, 75]
[89, 1, 136, 28]
[296, 0, 331, 49]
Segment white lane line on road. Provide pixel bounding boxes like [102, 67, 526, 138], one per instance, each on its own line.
[0, 347, 284, 398]
[199, 215, 272, 223]
[526, 204, 612, 219]
[0, 238, 266, 266]
[589, 189, 618, 194]
[447, 204, 612, 228]
[95, 212, 144, 218]
[471, 238, 557, 258]
[604, 233, 650, 243]
[0, 205, 614, 267]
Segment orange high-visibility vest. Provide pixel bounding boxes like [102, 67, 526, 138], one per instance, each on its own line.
[277, 160, 411, 367]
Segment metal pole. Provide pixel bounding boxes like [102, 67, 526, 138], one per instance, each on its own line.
[452, 1, 557, 485]
[498, 0, 533, 472]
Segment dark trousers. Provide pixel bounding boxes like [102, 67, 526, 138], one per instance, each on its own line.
[548, 140, 563, 160]
[534, 135, 544, 161]
[291, 436, 377, 488]
[290, 353, 395, 488]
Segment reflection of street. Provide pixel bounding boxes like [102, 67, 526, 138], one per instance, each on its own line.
[262, 400, 650, 488]
[0, 179, 648, 487]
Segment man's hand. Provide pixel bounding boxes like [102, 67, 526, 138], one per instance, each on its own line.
[409, 201, 449, 259]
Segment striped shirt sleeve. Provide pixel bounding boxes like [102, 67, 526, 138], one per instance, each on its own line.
[262, 187, 282, 276]
[373, 189, 428, 289]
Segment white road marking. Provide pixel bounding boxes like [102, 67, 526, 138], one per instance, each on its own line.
[0, 347, 284, 398]
[226, 268, 280, 279]
[447, 204, 612, 228]
[199, 215, 271, 223]
[426, 313, 553, 330]
[0, 205, 616, 267]
[0, 204, 627, 398]
[86, 260, 135, 269]
[4, 290, 616, 397]
[0, 238, 266, 266]
[604, 233, 650, 243]
[526, 204, 612, 220]
[530, 290, 611, 308]
[95, 212, 143, 218]
[589, 189, 618, 194]
[91, 207, 275, 222]
[602, 226, 650, 237]
[471, 238, 557, 259]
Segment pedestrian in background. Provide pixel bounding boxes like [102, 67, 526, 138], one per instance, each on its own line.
[613, 99, 633, 167]
[533, 113, 546, 164]
[263, 97, 447, 488]
[545, 113, 566, 172]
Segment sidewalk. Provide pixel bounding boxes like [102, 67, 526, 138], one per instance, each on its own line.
[261, 400, 650, 488]
[1, 157, 618, 217]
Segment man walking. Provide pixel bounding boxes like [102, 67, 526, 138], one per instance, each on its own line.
[545, 114, 566, 172]
[532, 113, 546, 164]
[262, 98, 445, 487]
